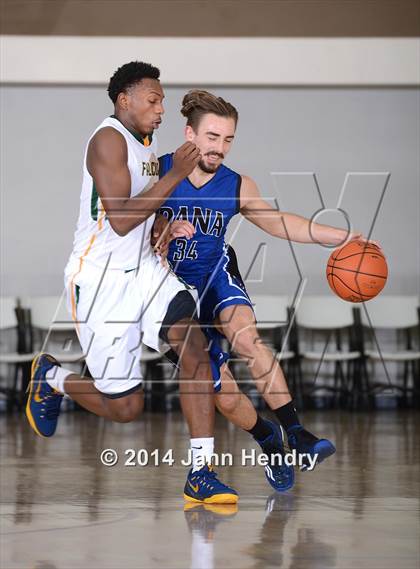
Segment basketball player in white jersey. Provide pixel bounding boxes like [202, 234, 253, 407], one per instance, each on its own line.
[26, 63, 238, 504]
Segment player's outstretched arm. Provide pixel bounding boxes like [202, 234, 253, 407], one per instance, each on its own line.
[240, 175, 363, 246]
[87, 128, 200, 236]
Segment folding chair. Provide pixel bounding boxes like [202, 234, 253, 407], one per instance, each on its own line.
[359, 295, 420, 407]
[295, 296, 363, 407]
[27, 295, 85, 367]
[0, 297, 36, 409]
[252, 294, 303, 405]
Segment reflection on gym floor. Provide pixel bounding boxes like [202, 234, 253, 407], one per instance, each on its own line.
[1, 410, 419, 569]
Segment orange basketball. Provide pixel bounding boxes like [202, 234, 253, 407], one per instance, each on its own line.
[326, 240, 388, 302]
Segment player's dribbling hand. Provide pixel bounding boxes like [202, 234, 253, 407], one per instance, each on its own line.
[347, 232, 383, 252]
[172, 142, 201, 179]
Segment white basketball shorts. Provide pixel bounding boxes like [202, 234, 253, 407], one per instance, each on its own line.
[64, 256, 197, 397]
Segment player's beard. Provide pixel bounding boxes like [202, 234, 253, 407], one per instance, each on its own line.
[198, 159, 218, 174]
[198, 155, 223, 174]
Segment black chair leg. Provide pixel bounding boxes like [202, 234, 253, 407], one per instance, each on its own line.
[352, 357, 371, 410]
[287, 359, 302, 409]
[7, 364, 19, 412]
[363, 358, 375, 409]
[296, 357, 308, 408]
[338, 361, 348, 408]
[401, 362, 409, 408]
[411, 359, 420, 408]
[348, 359, 357, 410]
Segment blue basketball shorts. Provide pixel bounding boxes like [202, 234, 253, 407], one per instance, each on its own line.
[169, 245, 254, 392]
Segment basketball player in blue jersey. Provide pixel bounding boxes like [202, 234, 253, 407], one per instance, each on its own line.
[157, 90, 370, 491]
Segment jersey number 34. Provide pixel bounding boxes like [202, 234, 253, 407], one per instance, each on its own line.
[173, 238, 198, 261]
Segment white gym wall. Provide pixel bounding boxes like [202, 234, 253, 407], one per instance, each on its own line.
[1, 35, 419, 298]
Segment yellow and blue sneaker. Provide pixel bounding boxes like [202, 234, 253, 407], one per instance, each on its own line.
[184, 464, 238, 504]
[26, 353, 63, 437]
[287, 426, 336, 471]
[184, 502, 238, 538]
[255, 420, 295, 492]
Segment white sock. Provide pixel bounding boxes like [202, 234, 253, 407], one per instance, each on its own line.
[46, 365, 73, 394]
[191, 530, 214, 569]
[191, 437, 214, 472]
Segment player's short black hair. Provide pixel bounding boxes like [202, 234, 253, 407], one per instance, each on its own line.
[107, 61, 160, 104]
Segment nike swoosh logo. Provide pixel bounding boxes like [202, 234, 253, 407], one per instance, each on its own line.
[192, 446, 203, 450]
[33, 368, 43, 403]
[188, 480, 199, 493]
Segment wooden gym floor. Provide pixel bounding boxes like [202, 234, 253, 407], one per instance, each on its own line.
[1, 409, 419, 569]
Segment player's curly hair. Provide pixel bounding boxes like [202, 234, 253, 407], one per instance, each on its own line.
[181, 90, 238, 130]
[107, 61, 160, 104]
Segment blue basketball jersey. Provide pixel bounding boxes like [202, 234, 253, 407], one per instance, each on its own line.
[158, 153, 241, 279]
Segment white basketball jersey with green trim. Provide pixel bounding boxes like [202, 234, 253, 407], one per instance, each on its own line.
[66, 116, 159, 272]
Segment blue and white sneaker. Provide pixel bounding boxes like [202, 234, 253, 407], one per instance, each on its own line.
[184, 464, 238, 504]
[26, 353, 63, 437]
[255, 420, 295, 492]
[287, 426, 336, 471]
